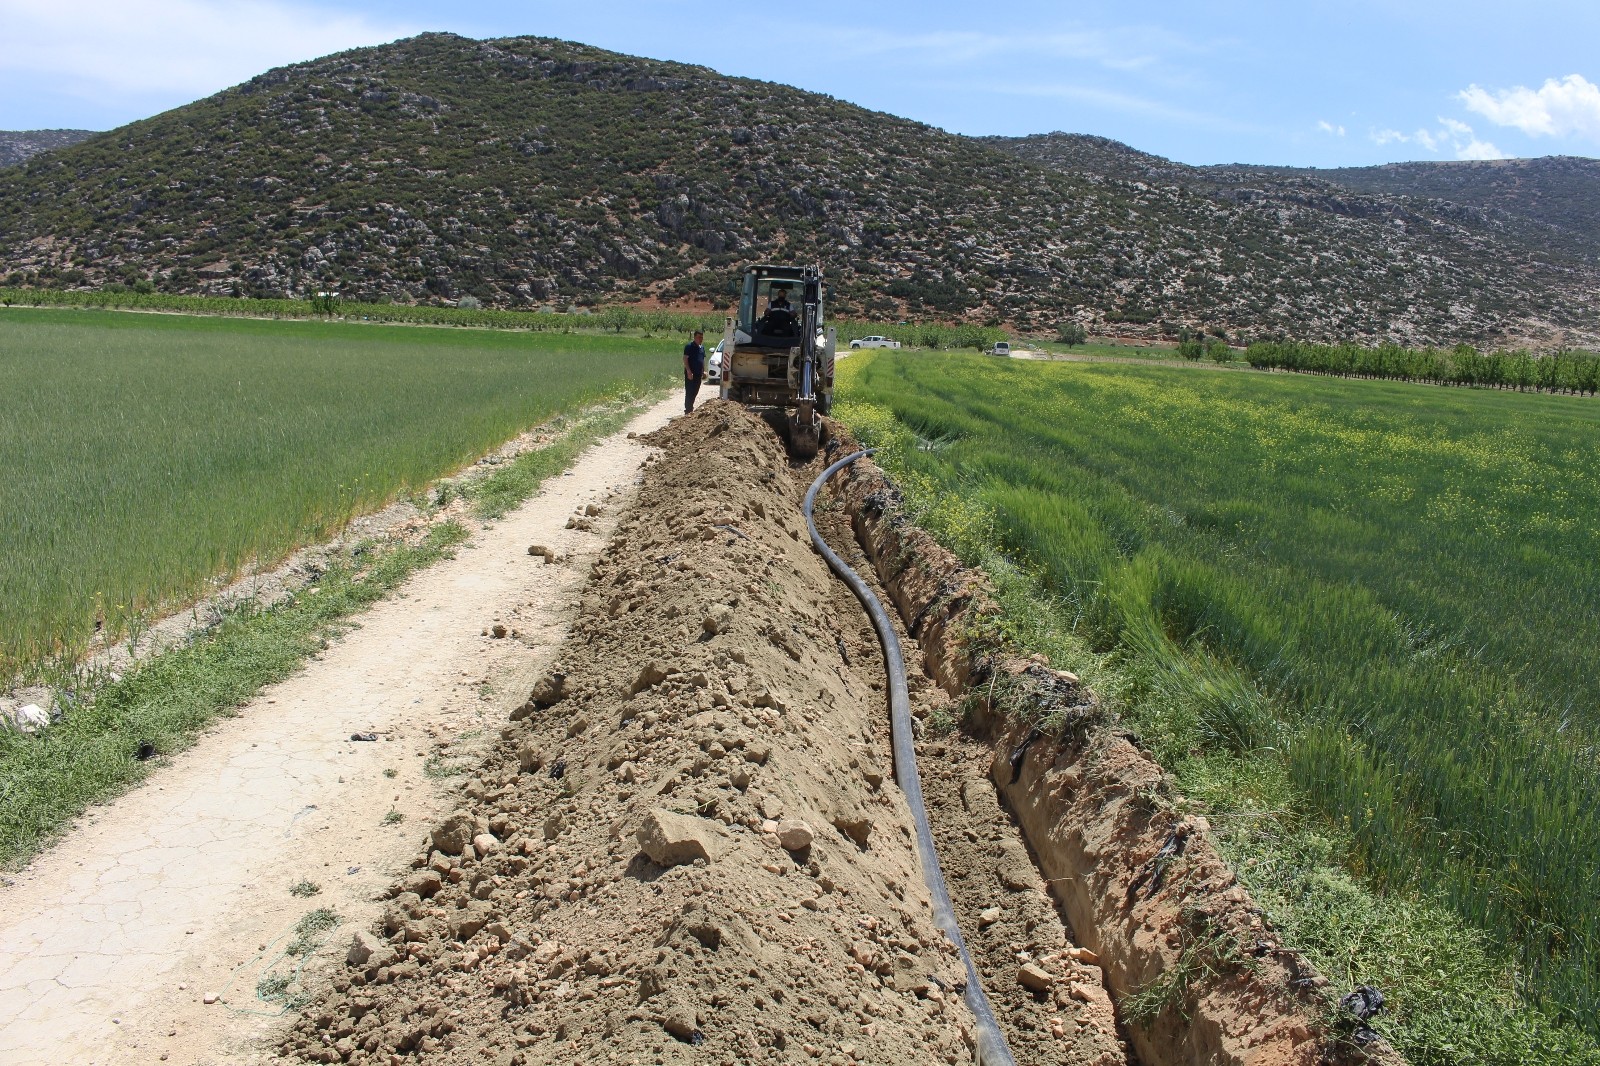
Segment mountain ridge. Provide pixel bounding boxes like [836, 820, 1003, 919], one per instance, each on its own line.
[980, 132, 1600, 264]
[0, 129, 98, 168]
[2, 34, 1596, 346]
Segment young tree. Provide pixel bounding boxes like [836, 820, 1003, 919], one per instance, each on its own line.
[1057, 322, 1088, 347]
[1178, 327, 1204, 361]
[1574, 354, 1600, 396]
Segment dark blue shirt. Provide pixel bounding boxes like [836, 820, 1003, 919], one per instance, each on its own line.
[684, 341, 705, 377]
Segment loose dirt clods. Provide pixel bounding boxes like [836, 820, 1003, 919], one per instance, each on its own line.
[284, 403, 990, 1064]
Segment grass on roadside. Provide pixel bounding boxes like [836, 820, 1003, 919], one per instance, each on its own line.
[256, 907, 343, 1010]
[463, 395, 653, 520]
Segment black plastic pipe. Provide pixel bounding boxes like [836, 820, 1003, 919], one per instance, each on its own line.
[804, 449, 1018, 1066]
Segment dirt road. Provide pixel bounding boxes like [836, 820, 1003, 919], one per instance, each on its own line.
[0, 395, 680, 1066]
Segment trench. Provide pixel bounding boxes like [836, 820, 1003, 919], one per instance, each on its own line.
[821, 433, 1404, 1066]
[810, 472, 1133, 1066]
[284, 401, 1132, 1066]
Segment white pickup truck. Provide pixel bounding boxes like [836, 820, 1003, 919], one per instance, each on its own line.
[848, 336, 901, 349]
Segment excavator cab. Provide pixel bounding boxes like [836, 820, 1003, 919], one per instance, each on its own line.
[719, 264, 836, 458]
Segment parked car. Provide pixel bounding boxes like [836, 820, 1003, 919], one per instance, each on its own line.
[848, 336, 902, 349]
[706, 341, 724, 385]
[987, 341, 1012, 357]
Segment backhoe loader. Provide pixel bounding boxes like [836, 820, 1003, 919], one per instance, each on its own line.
[717, 264, 835, 459]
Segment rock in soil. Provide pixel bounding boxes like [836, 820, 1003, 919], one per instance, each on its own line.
[1018, 961, 1055, 993]
[636, 807, 727, 866]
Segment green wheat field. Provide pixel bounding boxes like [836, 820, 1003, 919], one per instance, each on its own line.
[839, 352, 1600, 1064]
[0, 307, 668, 670]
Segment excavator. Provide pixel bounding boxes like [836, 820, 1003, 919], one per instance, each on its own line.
[717, 264, 835, 459]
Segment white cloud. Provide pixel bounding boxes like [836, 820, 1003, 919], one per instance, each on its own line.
[1455, 137, 1506, 161]
[1317, 119, 1346, 136]
[1367, 118, 1503, 159]
[0, 0, 417, 105]
[1459, 74, 1600, 140]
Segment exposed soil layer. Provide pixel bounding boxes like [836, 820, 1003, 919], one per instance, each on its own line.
[284, 402, 1008, 1064]
[281, 400, 1380, 1066]
[920, 735, 1126, 1065]
[828, 451, 1404, 1066]
[810, 504, 1129, 1066]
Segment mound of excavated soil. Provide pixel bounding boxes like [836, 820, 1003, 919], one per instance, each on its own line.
[283, 402, 982, 1064]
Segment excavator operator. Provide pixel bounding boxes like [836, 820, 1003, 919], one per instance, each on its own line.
[758, 284, 797, 339]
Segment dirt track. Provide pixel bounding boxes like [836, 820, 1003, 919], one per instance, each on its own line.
[0, 395, 679, 1066]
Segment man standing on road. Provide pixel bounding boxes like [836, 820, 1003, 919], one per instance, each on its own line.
[682, 330, 706, 414]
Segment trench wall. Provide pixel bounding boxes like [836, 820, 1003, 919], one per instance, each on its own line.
[827, 444, 1404, 1066]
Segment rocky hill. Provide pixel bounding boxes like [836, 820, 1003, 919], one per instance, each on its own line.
[1223, 155, 1600, 252]
[983, 132, 1600, 265]
[0, 129, 97, 168]
[3, 34, 1597, 346]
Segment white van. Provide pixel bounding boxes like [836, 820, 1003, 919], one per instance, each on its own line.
[987, 341, 1011, 357]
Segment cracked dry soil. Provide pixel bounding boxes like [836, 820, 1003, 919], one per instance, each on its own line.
[285, 402, 1121, 1066]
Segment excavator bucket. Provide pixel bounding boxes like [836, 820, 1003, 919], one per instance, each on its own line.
[788, 408, 820, 460]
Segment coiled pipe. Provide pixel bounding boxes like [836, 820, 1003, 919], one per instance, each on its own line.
[803, 448, 1019, 1066]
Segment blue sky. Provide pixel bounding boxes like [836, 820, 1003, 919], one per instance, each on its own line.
[3, 0, 1598, 167]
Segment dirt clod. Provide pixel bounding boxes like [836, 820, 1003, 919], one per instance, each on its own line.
[394, 869, 442, 899]
[702, 603, 735, 634]
[775, 818, 815, 851]
[528, 670, 568, 708]
[628, 660, 671, 695]
[429, 812, 475, 857]
[346, 930, 385, 967]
